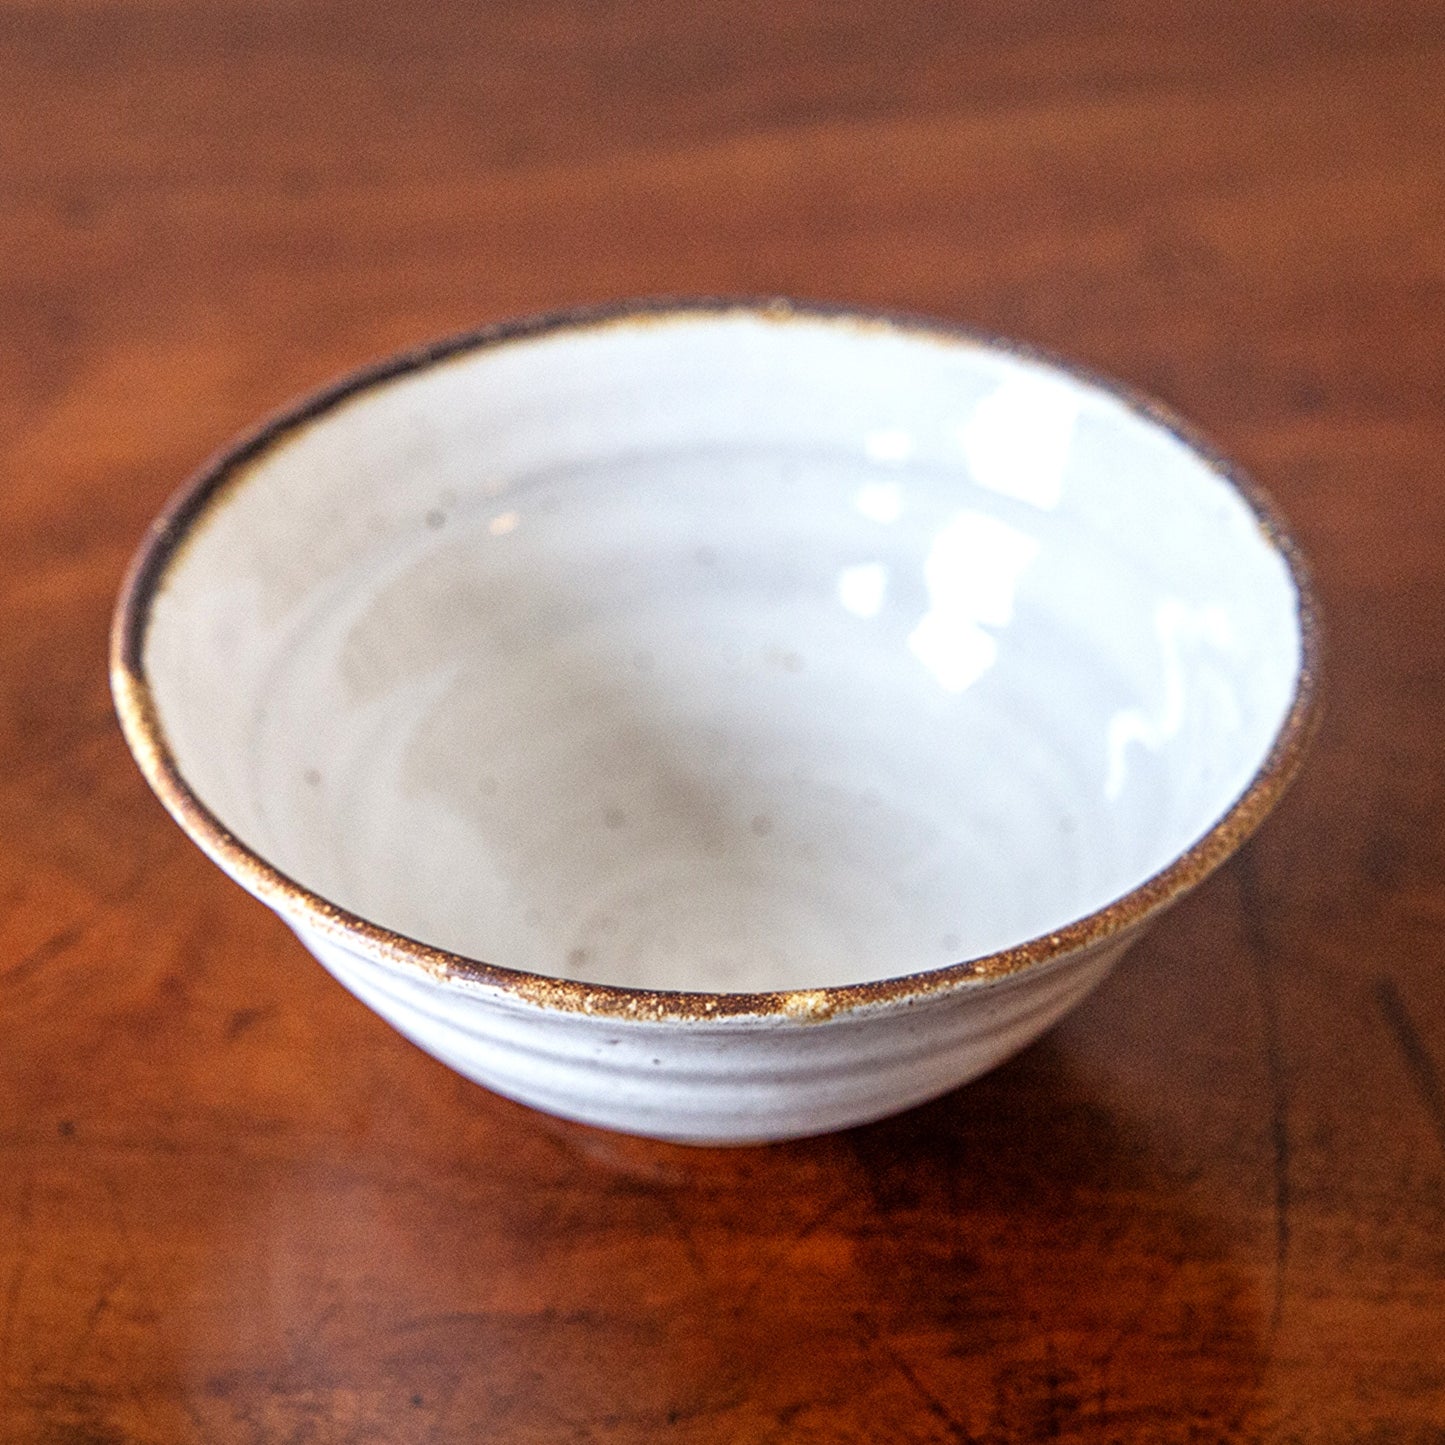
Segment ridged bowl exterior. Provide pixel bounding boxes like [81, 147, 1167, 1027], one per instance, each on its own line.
[300, 925, 1134, 1143]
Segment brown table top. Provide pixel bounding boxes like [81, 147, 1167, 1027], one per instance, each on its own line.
[3, 2, 1444, 1439]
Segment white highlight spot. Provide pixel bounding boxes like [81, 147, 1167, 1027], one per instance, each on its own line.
[1105, 600, 1236, 799]
[957, 374, 1079, 510]
[854, 482, 903, 524]
[908, 511, 1040, 693]
[863, 427, 913, 465]
[838, 563, 888, 619]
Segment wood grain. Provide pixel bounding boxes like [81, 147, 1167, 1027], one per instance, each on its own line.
[3, 1, 1444, 1439]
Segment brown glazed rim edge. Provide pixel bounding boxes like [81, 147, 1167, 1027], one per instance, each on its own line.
[110, 296, 1323, 1024]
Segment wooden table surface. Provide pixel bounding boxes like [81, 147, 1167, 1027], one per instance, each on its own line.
[4, 2, 1444, 1439]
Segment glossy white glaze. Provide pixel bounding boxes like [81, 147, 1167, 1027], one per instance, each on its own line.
[128, 305, 1311, 1141]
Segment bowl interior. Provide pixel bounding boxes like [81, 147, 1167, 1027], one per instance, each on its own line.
[139, 310, 1305, 992]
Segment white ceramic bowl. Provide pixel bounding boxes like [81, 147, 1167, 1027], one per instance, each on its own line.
[112, 301, 1318, 1144]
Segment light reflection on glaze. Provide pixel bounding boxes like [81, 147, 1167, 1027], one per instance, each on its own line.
[1105, 599, 1237, 801]
[908, 510, 1040, 693]
[837, 562, 888, 619]
[957, 374, 1077, 511]
[853, 481, 903, 523]
[862, 427, 913, 465]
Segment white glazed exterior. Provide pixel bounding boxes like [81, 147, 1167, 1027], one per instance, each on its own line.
[300, 923, 1133, 1143]
[112, 301, 1318, 1144]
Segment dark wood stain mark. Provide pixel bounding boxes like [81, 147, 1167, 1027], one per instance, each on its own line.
[225, 1006, 276, 1041]
[6, 920, 91, 987]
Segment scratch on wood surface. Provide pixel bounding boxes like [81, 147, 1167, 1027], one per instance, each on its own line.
[876, 1337, 976, 1444]
[1374, 977, 1445, 1155]
[1092, 1254, 1185, 1386]
[0, 1172, 38, 1390]
[652, 1184, 707, 1282]
[1234, 852, 1291, 1339]
[60, 1172, 141, 1380]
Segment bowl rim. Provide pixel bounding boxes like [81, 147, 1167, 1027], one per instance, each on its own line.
[110, 296, 1322, 1022]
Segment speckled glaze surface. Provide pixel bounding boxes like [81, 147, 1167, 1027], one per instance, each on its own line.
[112, 300, 1318, 1143]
